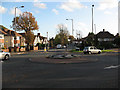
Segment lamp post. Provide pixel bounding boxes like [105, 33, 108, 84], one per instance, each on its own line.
[14, 5, 24, 52]
[44, 32, 48, 52]
[92, 5, 94, 33]
[47, 32, 49, 51]
[66, 19, 74, 50]
[94, 24, 96, 34]
[66, 19, 74, 36]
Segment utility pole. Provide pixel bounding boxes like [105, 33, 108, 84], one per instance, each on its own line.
[92, 5, 94, 33]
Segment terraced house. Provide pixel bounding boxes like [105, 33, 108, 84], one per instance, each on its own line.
[0, 25, 26, 49]
[0, 29, 6, 49]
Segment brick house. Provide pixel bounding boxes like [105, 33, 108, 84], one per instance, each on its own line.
[18, 33, 26, 46]
[0, 29, 7, 49]
[0, 27, 25, 49]
[96, 29, 115, 42]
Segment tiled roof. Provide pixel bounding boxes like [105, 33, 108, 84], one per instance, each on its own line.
[0, 29, 7, 35]
[35, 34, 47, 39]
[18, 33, 25, 36]
[96, 31, 115, 38]
[0, 28, 22, 37]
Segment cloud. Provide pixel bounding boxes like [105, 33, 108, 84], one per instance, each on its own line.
[34, 10, 40, 13]
[75, 22, 89, 37]
[104, 11, 112, 15]
[52, 9, 59, 15]
[9, 7, 22, 15]
[34, 2, 47, 9]
[14, 0, 24, 2]
[0, 5, 7, 14]
[55, 23, 68, 29]
[97, 0, 118, 10]
[59, 0, 87, 12]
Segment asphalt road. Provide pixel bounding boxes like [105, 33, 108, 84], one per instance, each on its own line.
[2, 51, 119, 88]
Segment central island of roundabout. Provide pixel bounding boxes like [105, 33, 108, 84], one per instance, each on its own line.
[29, 54, 98, 64]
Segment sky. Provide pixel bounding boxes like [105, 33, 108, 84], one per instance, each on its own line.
[0, 0, 119, 39]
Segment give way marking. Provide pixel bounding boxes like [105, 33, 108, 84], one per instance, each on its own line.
[104, 65, 120, 69]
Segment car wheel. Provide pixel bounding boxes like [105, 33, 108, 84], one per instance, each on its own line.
[98, 51, 101, 54]
[89, 51, 91, 54]
[4, 55, 9, 60]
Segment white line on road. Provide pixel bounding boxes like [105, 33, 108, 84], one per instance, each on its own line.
[0, 61, 4, 63]
[104, 65, 120, 69]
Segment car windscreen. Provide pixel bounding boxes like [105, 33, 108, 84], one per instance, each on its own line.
[84, 47, 88, 50]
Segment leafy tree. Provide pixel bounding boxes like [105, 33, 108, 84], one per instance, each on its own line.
[49, 37, 55, 48]
[55, 24, 69, 46]
[68, 35, 74, 43]
[12, 12, 39, 51]
[85, 32, 95, 46]
[114, 36, 120, 47]
[25, 31, 34, 45]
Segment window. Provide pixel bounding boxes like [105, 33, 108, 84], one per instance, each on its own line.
[90, 47, 93, 49]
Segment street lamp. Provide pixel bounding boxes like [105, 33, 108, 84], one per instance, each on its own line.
[92, 5, 94, 33]
[14, 5, 24, 52]
[47, 32, 49, 51]
[66, 19, 74, 50]
[44, 32, 48, 52]
[66, 19, 74, 36]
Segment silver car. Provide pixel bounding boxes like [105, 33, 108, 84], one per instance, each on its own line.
[83, 46, 101, 54]
[0, 50, 11, 60]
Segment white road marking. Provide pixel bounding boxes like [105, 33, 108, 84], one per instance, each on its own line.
[29, 58, 32, 61]
[0, 61, 3, 63]
[104, 65, 120, 69]
[17, 52, 25, 54]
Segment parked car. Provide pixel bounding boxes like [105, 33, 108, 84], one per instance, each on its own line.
[83, 46, 101, 54]
[76, 47, 80, 51]
[0, 50, 11, 60]
[62, 45, 66, 48]
[56, 44, 62, 49]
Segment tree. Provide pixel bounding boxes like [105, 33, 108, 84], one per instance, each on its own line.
[49, 37, 55, 48]
[68, 35, 74, 43]
[114, 36, 120, 47]
[85, 32, 95, 46]
[25, 31, 34, 45]
[54, 24, 69, 46]
[12, 12, 39, 51]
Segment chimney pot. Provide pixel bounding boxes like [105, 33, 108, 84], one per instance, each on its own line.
[38, 33, 40, 36]
[103, 29, 105, 32]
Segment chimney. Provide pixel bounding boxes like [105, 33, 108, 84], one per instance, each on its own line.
[38, 33, 40, 36]
[103, 29, 105, 32]
[11, 31, 15, 36]
[8, 30, 11, 35]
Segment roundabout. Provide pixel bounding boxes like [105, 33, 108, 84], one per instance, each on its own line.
[29, 54, 98, 64]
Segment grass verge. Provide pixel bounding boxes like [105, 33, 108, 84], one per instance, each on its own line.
[71, 49, 114, 53]
[101, 50, 114, 52]
[70, 49, 83, 53]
